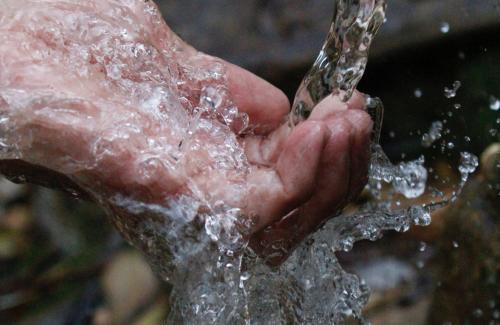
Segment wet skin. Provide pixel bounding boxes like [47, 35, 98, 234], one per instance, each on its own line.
[0, 0, 372, 263]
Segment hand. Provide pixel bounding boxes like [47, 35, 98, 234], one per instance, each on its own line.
[0, 0, 372, 263]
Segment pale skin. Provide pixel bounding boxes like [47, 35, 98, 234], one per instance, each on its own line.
[0, 0, 372, 263]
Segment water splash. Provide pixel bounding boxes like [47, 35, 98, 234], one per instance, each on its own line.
[0, 1, 481, 324]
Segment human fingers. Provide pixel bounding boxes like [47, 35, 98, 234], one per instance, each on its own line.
[243, 120, 330, 232]
[250, 97, 372, 263]
[224, 62, 290, 134]
[250, 114, 353, 263]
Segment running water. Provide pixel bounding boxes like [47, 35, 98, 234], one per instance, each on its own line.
[167, 0, 477, 323]
[0, 0, 480, 324]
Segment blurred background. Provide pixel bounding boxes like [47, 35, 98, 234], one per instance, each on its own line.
[1, 0, 499, 324]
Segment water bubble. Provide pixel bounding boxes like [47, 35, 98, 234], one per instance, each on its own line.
[414, 88, 423, 98]
[464, 136, 471, 143]
[452, 241, 459, 248]
[454, 103, 462, 110]
[440, 22, 450, 34]
[389, 131, 396, 138]
[447, 142, 455, 149]
[490, 96, 500, 111]
[444, 81, 461, 98]
[416, 260, 425, 269]
[489, 129, 498, 137]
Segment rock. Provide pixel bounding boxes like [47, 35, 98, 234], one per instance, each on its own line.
[130, 296, 169, 325]
[427, 171, 499, 324]
[1, 206, 31, 232]
[480, 143, 500, 183]
[101, 250, 161, 324]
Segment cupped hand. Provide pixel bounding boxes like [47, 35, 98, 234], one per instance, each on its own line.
[0, 0, 372, 262]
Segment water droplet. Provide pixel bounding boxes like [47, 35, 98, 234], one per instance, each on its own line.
[393, 159, 428, 198]
[339, 237, 354, 252]
[419, 242, 427, 252]
[200, 86, 223, 111]
[452, 241, 459, 248]
[414, 88, 423, 98]
[444, 81, 461, 98]
[422, 121, 443, 148]
[410, 206, 432, 226]
[454, 103, 462, 110]
[389, 131, 396, 138]
[472, 308, 483, 318]
[440, 22, 450, 34]
[490, 96, 500, 111]
[464, 136, 471, 143]
[447, 142, 455, 149]
[459, 152, 479, 175]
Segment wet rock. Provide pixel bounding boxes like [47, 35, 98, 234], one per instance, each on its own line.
[427, 161, 499, 324]
[481, 143, 500, 183]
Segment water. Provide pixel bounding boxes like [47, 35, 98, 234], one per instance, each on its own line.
[440, 22, 451, 34]
[444, 80, 462, 99]
[290, 0, 387, 126]
[0, 1, 481, 324]
[490, 95, 500, 111]
[422, 121, 444, 148]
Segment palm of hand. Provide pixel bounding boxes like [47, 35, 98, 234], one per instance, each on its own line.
[0, 0, 372, 262]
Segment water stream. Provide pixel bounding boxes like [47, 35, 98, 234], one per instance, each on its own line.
[0, 0, 481, 324]
[164, 0, 478, 323]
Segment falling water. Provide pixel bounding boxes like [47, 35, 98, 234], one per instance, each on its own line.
[0, 0, 481, 324]
[164, 0, 477, 323]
